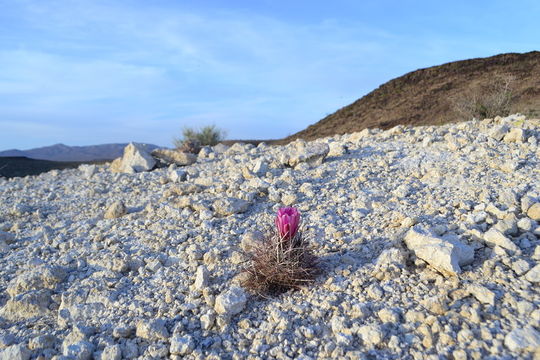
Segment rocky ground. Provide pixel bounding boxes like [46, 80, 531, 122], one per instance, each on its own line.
[0, 114, 540, 360]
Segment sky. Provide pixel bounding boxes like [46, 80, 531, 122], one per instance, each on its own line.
[0, 0, 539, 150]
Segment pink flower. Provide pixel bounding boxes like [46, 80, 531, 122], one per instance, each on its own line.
[275, 207, 300, 240]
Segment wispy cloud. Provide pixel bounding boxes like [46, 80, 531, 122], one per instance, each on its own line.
[1, 1, 537, 149]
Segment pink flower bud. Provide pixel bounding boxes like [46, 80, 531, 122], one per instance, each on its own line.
[275, 207, 300, 240]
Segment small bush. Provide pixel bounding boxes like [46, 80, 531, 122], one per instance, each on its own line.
[452, 74, 515, 120]
[241, 208, 319, 296]
[173, 125, 226, 150]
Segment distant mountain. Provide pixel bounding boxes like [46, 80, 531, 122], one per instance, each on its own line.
[0, 143, 159, 162]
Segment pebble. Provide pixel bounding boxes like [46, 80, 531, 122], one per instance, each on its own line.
[0, 114, 538, 359]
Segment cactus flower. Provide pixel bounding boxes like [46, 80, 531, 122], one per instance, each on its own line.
[275, 207, 300, 240]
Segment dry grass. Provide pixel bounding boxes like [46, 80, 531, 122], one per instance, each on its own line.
[241, 227, 320, 296]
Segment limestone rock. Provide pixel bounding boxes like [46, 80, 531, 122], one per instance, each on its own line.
[468, 284, 496, 305]
[104, 201, 127, 219]
[357, 324, 384, 347]
[483, 228, 519, 252]
[504, 326, 540, 352]
[0, 344, 31, 360]
[214, 286, 247, 316]
[151, 148, 197, 166]
[111, 143, 156, 173]
[7, 265, 66, 297]
[194, 265, 209, 290]
[524, 264, 540, 283]
[404, 226, 474, 276]
[101, 344, 122, 360]
[136, 319, 169, 341]
[0, 290, 52, 320]
[213, 197, 250, 216]
[170, 335, 195, 356]
[287, 141, 330, 167]
[0, 231, 15, 244]
[503, 127, 525, 143]
[240, 230, 264, 252]
[527, 203, 540, 221]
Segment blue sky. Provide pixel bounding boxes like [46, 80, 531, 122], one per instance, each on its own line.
[1, 0, 539, 149]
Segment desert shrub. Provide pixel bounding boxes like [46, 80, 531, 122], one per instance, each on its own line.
[241, 207, 319, 296]
[173, 125, 226, 150]
[452, 74, 515, 120]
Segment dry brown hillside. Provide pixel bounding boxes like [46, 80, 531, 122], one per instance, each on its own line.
[280, 51, 540, 143]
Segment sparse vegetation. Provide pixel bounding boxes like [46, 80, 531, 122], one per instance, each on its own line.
[241, 208, 319, 296]
[173, 125, 226, 151]
[452, 74, 515, 120]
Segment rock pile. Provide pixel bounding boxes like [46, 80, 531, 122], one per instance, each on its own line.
[0, 114, 539, 359]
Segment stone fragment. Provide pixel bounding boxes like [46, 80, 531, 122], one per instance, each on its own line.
[213, 197, 249, 216]
[101, 344, 122, 360]
[169, 169, 187, 183]
[517, 218, 535, 232]
[0, 344, 31, 360]
[136, 319, 169, 341]
[287, 141, 330, 167]
[0, 231, 15, 244]
[524, 264, 540, 283]
[28, 335, 56, 350]
[240, 230, 264, 252]
[483, 228, 519, 252]
[489, 124, 510, 141]
[512, 259, 531, 276]
[468, 284, 496, 305]
[7, 265, 66, 297]
[152, 149, 197, 166]
[194, 265, 209, 290]
[111, 143, 156, 173]
[503, 127, 525, 143]
[78, 164, 97, 179]
[0, 290, 52, 320]
[357, 324, 384, 347]
[170, 335, 195, 355]
[214, 286, 247, 316]
[63, 341, 94, 360]
[504, 326, 540, 352]
[527, 203, 540, 221]
[404, 226, 474, 276]
[104, 201, 127, 219]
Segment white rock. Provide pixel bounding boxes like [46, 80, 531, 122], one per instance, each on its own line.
[288, 141, 330, 167]
[504, 326, 540, 352]
[104, 201, 127, 219]
[135, 319, 169, 340]
[169, 169, 187, 183]
[357, 324, 384, 347]
[524, 264, 540, 283]
[111, 143, 156, 173]
[101, 344, 122, 360]
[0, 231, 15, 244]
[0, 344, 31, 360]
[170, 335, 195, 355]
[213, 197, 250, 216]
[151, 148, 197, 166]
[468, 284, 496, 305]
[78, 164, 97, 179]
[527, 203, 540, 221]
[194, 265, 209, 290]
[483, 228, 519, 252]
[404, 226, 474, 276]
[214, 286, 247, 316]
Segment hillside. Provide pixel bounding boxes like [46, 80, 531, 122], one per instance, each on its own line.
[282, 51, 540, 142]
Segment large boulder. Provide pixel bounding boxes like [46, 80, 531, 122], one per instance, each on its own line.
[404, 226, 474, 276]
[110, 143, 156, 173]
